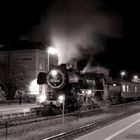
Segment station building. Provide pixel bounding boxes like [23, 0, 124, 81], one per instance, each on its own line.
[0, 41, 58, 96]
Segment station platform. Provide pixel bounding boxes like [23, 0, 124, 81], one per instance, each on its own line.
[75, 112, 140, 140]
[0, 103, 39, 120]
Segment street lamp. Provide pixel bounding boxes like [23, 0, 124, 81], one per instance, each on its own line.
[133, 75, 138, 80]
[58, 95, 65, 125]
[132, 75, 139, 82]
[120, 71, 126, 80]
[47, 47, 57, 72]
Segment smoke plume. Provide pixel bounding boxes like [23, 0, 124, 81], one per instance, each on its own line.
[28, 0, 122, 64]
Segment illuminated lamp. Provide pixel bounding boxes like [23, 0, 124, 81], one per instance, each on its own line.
[51, 69, 58, 76]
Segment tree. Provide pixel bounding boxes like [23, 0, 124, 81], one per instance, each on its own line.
[0, 53, 27, 100]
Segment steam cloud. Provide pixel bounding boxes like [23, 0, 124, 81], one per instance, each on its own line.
[28, 0, 122, 64]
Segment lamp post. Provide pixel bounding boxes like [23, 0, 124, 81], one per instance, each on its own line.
[47, 47, 57, 72]
[58, 95, 65, 125]
[120, 71, 126, 80]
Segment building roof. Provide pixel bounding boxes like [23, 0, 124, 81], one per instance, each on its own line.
[0, 40, 45, 51]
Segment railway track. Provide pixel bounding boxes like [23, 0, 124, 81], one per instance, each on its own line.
[43, 109, 140, 140]
[0, 101, 139, 129]
[0, 109, 103, 129]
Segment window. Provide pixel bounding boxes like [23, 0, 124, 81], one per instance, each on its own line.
[45, 60, 47, 71]
[126, 85, 129, 92]
[39, 58, 43, 69]
[122, 85, 125, 92]
[135, 86, 137, 92]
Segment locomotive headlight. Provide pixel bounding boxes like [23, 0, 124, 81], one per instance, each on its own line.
[47, 69, 65, 89]
[58, 95, 65, 103]
[87, 90, 92, 95]
[82, 90, 85, 94]
[51, 70, 58, 76]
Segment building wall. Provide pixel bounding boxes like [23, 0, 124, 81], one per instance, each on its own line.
[0, 49, 58, 94]
[35, 50, 48, 78]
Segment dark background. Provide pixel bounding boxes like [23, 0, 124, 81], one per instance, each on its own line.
[0, 0, 139, 79]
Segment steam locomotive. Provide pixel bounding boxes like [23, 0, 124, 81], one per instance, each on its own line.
[37, 64, 140, 114]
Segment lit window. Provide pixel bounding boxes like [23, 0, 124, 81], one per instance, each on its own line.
[135, 86, 137, 92]
[126, 85, 129, 92]
[122, 85, 125, 92]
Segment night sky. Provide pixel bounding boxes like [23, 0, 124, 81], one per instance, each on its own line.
[0, 0, 139, 78]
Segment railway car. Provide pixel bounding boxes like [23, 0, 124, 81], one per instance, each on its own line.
[107, 80, 140, 104]
[120, 80, 140, 101]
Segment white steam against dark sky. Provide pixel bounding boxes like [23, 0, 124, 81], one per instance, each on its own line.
[28, 0, 122, 64]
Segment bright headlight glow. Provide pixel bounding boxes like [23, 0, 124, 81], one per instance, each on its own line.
[51, 70, 57, 76]
[82, 90, 85, 94]
[87, 90, 92, 95]
[58, 95, 65, 103]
